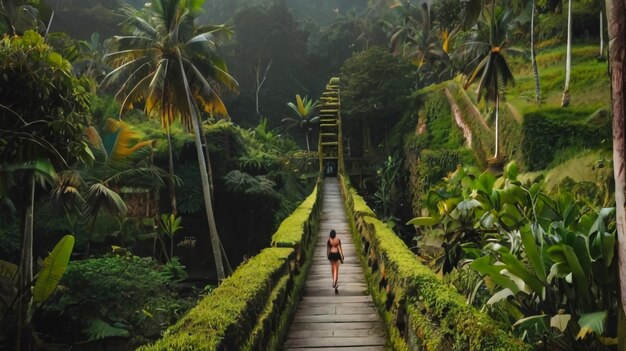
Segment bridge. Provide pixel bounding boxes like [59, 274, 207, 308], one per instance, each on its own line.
[138, 78, 530, 351]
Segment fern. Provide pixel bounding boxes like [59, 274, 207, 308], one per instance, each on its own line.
[84, 318, 129, 341]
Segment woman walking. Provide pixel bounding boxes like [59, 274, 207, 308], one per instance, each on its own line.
[327, 229, 345, 293]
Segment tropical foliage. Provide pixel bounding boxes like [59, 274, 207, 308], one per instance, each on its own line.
[410, 163, 617, 349]
[0, 0, 620, 349]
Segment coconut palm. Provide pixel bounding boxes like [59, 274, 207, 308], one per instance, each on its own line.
[0, 0, 46, 36]
[561, 0, 573, 107]
[282, 95, 320, 151]
[385, 1, 453, 84]
[530, 0, 541, 104]
[102, 0, 239, 282]
[605, 0, 626, 318]
[464, 4, 515, 160]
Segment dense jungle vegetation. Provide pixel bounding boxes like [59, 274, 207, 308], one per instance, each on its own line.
[1, 0, 626, 350]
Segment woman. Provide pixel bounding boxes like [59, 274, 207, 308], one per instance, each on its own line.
[326, 229, 344, 293]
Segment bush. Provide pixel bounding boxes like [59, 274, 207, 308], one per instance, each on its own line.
[39, 255, 194, 348]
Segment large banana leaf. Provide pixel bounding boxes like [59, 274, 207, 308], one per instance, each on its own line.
[33, 235, 74, 305]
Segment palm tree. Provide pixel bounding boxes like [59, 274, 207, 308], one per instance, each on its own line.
[282, 95, 320, 151]
[102, 0, 239, 282]
[80, 119, 164, 258]
[385, 1, 453, 84]
[464, 4, 515, 161]
[605, 0, 626, 322]
[561, 0, 573, 107]
[530, 0, 541, 104]
[0, 0, 46, 35]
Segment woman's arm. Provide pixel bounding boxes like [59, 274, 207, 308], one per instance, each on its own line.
[326, 239, 330, 259]
[339, 240, 344, 263]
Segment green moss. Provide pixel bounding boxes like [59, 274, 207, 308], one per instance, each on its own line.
[266, 225, 317, 350]
[340, 180, 531, 351]
[243, 274, 291, 349]
[271, 185, 319, 247]
[138, 248, 293, 351]
[140, 179, 323, 351]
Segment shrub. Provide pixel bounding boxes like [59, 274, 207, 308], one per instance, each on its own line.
[339, 176, 530, 351]
[39, 255, 195, 348]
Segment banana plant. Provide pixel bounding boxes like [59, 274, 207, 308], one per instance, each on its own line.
[33, 235, 74, 306]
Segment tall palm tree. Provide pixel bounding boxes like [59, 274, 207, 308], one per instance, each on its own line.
[530, 0, 541, 104]
[561, 0, 573, 107]
[385, 1, 453, 84]
[605, 0, 626, 324]
[282, 95, 319, 151]
[102, 0, 239, 282]
[464, 4, 515, 160]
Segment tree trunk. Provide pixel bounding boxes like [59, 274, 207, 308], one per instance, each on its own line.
[177, 52, 225, 282]
[166, 123, 178, 216]
[362, 122, 372, 155]
[84, 210, 99, 258]
[531, 0, 541, 104]
[606, 0, 626, 321]
[561, 0, 573, 107]
[494, 93, 500, 159]
[601, 11, 605, 57]
[305, 132, 310, 152]
[17, 174, 34, 351]
[200, 127, 215, 200]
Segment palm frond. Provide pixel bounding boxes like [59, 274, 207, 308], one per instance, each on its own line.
[84, 182, 127, 217]
[101, 119, 154, 162]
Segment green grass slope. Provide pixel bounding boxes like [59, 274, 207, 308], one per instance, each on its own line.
[459, 43, 611, 171]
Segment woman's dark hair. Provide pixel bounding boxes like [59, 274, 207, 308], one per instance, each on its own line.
[330, 230, 336, 238]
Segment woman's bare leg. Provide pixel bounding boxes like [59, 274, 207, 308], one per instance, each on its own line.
[331, 261, 339, 286]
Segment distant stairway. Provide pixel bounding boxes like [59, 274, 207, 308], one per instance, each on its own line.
[319, 77, 342, 176]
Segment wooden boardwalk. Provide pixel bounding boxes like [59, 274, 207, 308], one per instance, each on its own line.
[283, 177, 386, 350]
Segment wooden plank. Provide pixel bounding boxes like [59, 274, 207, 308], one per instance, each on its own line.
[284, 336, 385, 348]
[293, 314, 381, 323]
[288, 328, 386, 339]
[283, 178, 385, 350]
[288, 322, 382, 331]
[285, 347, 384, 351]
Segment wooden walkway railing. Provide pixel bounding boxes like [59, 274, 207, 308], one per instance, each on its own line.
[283, 177, 386, 350]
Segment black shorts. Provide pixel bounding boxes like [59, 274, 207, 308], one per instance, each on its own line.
[328, 252, 342, 261]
